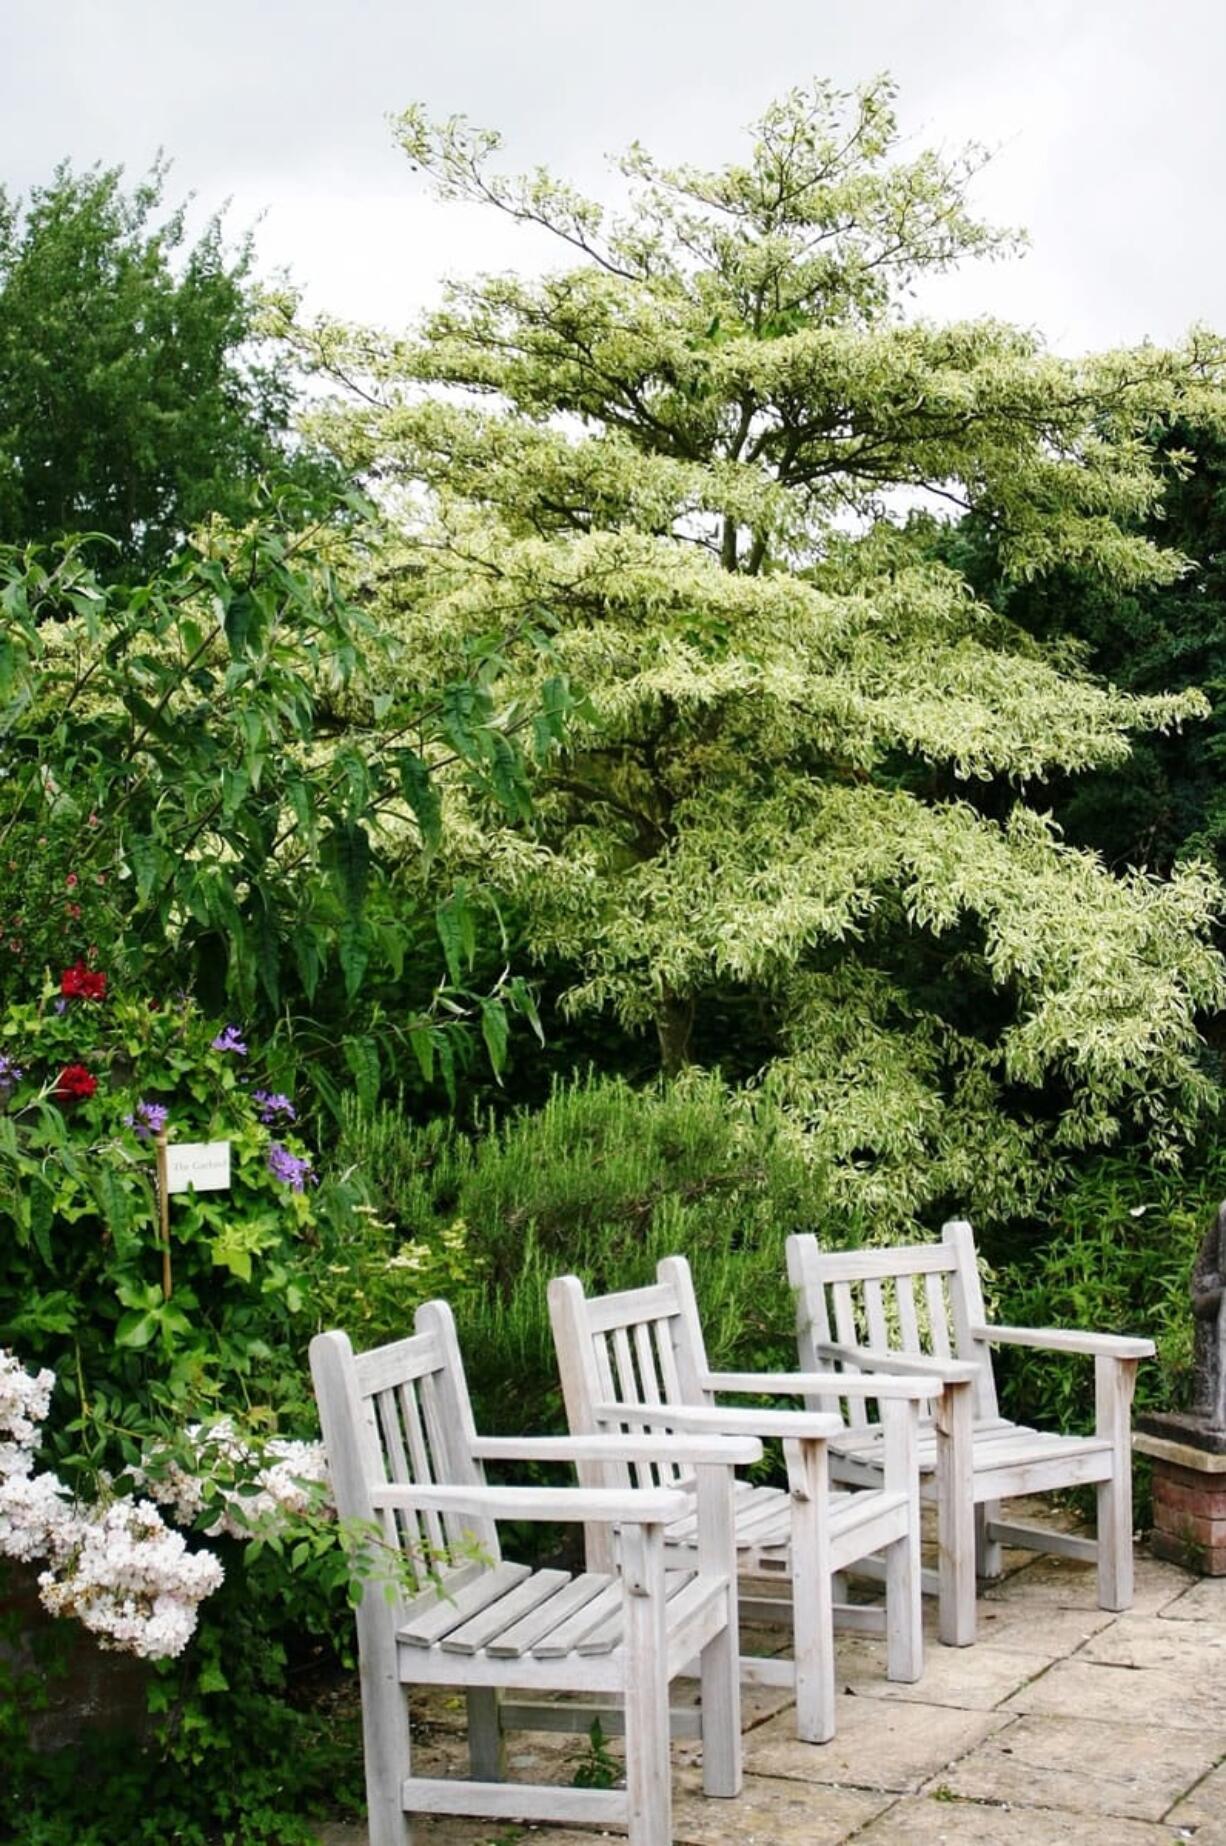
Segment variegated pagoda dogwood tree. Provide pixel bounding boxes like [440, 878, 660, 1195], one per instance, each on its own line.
[297, 78, 1226, 1227]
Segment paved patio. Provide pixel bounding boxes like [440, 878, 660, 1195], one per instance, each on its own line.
[319, 1513, 1226, 1845]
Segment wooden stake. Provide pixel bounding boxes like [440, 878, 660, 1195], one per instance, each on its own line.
[155, 1129, 172, 1300]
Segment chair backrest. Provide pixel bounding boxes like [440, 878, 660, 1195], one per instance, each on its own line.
[786, 1220, 998, 1422]
[309, 1298, 498, 1591]
[548, 1257, 711, 1497]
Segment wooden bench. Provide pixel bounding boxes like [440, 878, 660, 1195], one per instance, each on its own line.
[787, 1222, 1155, 1646]
[311, 1298, 758, 1845]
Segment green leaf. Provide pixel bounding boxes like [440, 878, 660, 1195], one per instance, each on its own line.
[479, 997, 510, 1078]
[397, 750, 442, 854]
[342, 1034, 381, 1113]
[435, 886, 475, 985]
[115, 1309, 159, 1349]
[197, 1660, 230, 1695]
[408, 1022, 435, 1085]
[28, 1176, 54, 1265]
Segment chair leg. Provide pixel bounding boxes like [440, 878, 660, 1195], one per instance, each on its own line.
[361, 1670, 412, 1846]
[622, 1525, 672, 1846]
[976, 1502, 1004, 1581]
[1096, 1355, 1138, 1611]
[466, 1688, 504, 1782]
[936, 1379, 977, 1647]
[694, 1465, 742, 1798]
[881, 1399, 922, 1683]
[786, 1436, 835, 1743]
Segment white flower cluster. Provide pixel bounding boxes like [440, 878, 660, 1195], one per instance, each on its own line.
[38, 1497, 224, 1660]
[141, 1420, 331, 1538]
[0, 1349, 54, 1477]
[0, 1347, 225, 1659]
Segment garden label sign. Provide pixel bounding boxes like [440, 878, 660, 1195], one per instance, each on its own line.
[153, 1130, 231, 1299]
[164, 1141, 232, 1193]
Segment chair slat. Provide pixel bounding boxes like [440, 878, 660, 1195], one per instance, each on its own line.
[610, 1325, 653, 1490]
[925, 1271, 952, 1360]
[830, 1281, 868, 1428]
[399, 1562, 533, 1647]
[863, 1277, 888, 1353]
[374, 1386, 423, 1562]
[487, 1573, 610, 1658]
[895, 1274, 922, 1356]
[632, 1319, 680, 1487]
[441, 1569, 573, 1656]
[577, 1570, 698, 1656]
[417, 1368, 467, 1555]
[809, 1245, 958, 1283]
[400, 1377, 447, 1559]
[536, 1578, 625, 1657]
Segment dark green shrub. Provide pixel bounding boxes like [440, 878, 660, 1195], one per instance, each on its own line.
[988, 1147, 1224, 1432]
[330, 1071, 863, 1431]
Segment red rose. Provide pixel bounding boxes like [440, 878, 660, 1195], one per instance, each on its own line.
[54, 1063, 97, 1101]
[60, 961, 107, 1001]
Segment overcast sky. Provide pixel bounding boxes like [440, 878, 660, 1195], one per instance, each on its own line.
[2, 1, 1221, 353]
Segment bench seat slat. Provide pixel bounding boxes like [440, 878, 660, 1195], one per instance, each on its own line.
[486, 1573, 610, 1659]
[440, 1569, 573, 1656]
[398, 1562, 531, 1647]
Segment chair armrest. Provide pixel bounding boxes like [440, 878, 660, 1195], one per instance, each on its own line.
[813, 1343, 980, 1384]
[970, 1325, 1155, 1360]
[369, 1483, 689, 1526]
[592, 1399, 842, 1441]
[469, 1432, 763, 1467]
[706, 1367, 942, 1402]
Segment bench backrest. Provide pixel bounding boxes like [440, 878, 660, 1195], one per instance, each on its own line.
[310, 1299, 499, 1586]
[548, 1257, 712, 1497]
[786, 1220, 998, 1422]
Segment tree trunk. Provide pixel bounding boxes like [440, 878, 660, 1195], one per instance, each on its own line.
[655, 989, 695, 1075]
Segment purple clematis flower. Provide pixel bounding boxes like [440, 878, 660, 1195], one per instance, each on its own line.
[123, 1099, 169, 1141]
[266, 1142, 314, 1192]
[252, 1089, 296, 1126]
[211, 1026, 248, 1056]
[0, 1054, 24, 1095]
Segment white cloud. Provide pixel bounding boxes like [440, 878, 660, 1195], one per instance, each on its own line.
[3, 0, 1223, 351]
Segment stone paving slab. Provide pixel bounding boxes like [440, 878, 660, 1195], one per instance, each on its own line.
[835, 1635, 1052, 1710]
[963, 1598, 1114, 1656]
[931, 1712, 1225, 1823]
[1079, 1610, 1226, 1672]
[743, 1697, 1010, 1792]
[850, 1794, 1191, 1844]
[669, 1771, 891, 1843]
[1158, 1572, 1226, 1622]
[1165, 1760, 1226, 1842]
[982, 1551, 1190, 1616]
[1003, 1654, 1226, 1732]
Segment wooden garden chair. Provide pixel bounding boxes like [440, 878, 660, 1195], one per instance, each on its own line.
[548, 1255, 932, 1745]
[310, 1299, 759, 1846]
[786, 1221, 1156, 1648]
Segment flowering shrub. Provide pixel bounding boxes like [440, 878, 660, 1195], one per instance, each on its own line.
[0, 968, 376, 1837]
[137, 1420, 329, 1539]
[0, 970, 350, 1584]
[0, 1349, 225, 1658]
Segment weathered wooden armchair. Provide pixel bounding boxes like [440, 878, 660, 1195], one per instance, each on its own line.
[310, 1299, 759, 1846]
[548, 1255, 933, 1744]
[786, 1222, 1156, 1647]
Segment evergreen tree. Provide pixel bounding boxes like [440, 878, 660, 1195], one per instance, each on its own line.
[0, 161, 333, 572]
